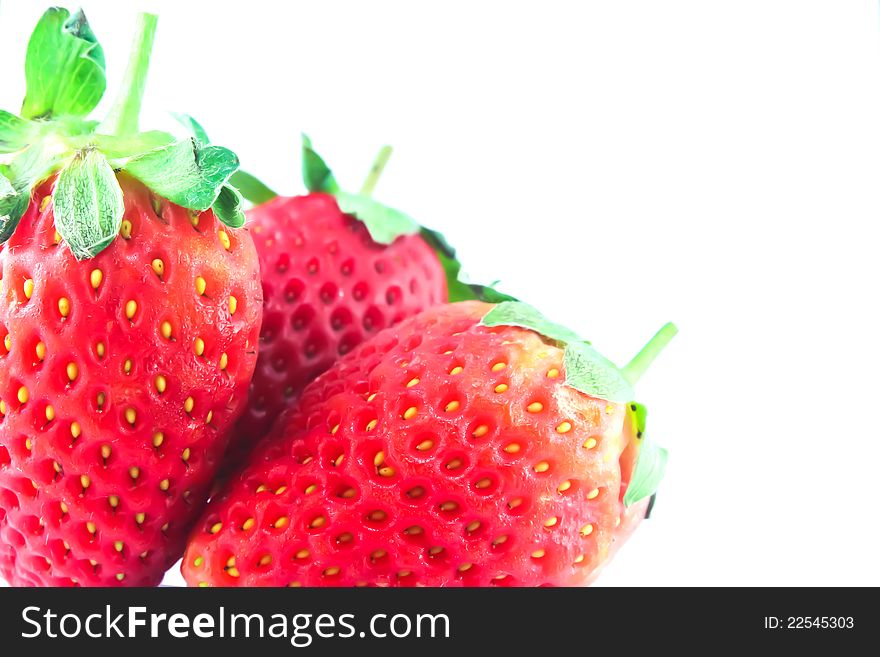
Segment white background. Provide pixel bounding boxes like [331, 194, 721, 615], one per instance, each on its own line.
[1, 0, 879, 587]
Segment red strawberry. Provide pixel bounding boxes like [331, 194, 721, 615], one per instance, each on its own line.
[226, 139, 454, 462]
[0, 10, 260, 585]
[183, 300, 674, 587]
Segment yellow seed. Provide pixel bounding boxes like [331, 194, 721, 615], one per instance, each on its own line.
[242, 518, 255, 531]
[304, 484, 318, 495]
[583, 437, 598, 450]
[378, 466, 395, 477]
[534, 461, 550, 473]
[159, 479, 170, 491]
[60, 502, 69, 515]
[23, 278, 34, 299]
[101, 444, 111, 459]
[218, 230, 231, 250]
[428, 547, 443, 556]
[372, 549, 387, 560]
[17, 386, 29, 404]
[219, 353, 228, 370]
[273, 516, 289, 529]
[494, 383, 508, 393]
[190, 213, 199, 228]
[129, 466, 140, 480]
[416, 439, 434, 451]
[25, 437, 32, 450]
[507, 498, 523, 510]
[31, 341, 45, 361]
[53, 461, 62, 473]
[120, 220, 132, 239]
[89, 269, 103, 289]
[406, 377, 420, 388]
[95, 342, 104, 358]
[53, 230, 62, 244]
[330, 424, 339, 435]
[259, 555, 272, 566]
[556, 421, 572, 434]
[125, 300, 137, 320]
[324, 566, 340, 576]
[557, 480, 572, 494]
[151, 258, 164, 277]
[96, 392, 105, 407]
[152, 432, 164, 448]
[373, 451, 385, 467]
[367, 393, 377, 402]
[544, 516, 558, 528]
[446, 458, 463, 470]
[205, 410, 213, 424]
[182, 448, 191, 462]
[472, 425, 489, 439]
[184, 396, 194, 413]
[256, 484, 268, 493]
[333, 454, 344, 467]
[195, 276, 207, 296]
[3, 334, 10, 352]
[58, 297, 70, 317]
[449, 366, 463, 375]
[45, 405, 55, 421]
[135, 513, 145, 525]
[491, 362, 506, 372]
[125, 408, 136, 425]
[86, 522, 96, 534]
[466, 521, 481, 533]
[527, 402, 544, 413]
[295, 549, 310, 559]
[445, 400, 460, 412]
[586, 488, 600, 500]
[404, 526, 423, 536]
[458, 563, 473, 573]
[368, 510, 387, 521]
[40, 196, 52, 212]
[109, 495, 119, 508]
[574, 554, 585, 564]
[154, 375, 167, 393]
[403, 406, 417, 420]
[228, 296, 238, 315]
[580, 524, 594, 537]
[531, 549, 546, 558]
[123, 359, 132, 374]
[547, 368, 560, 379]
[114, 541, 124, 552]
[439, 502, 457, 512]
[0, 400, 6, 415]
[198, 582, 209, 588]
[605, 405, 615, 414]
[475, 478, 492, 489]
[503, 442, 521, 454]
[161, 321, 172, 339]
[366, 419, 378, 431]
[209, 522, 222, 534]
[275, 486, 287, 495]
[70, 422, 81, 439]
[193, 556, 204, 567]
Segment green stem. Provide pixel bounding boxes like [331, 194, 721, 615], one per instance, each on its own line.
[100, 13, 158, 136]
[359, 145, 393, 196]
[621, 322, 678, 385]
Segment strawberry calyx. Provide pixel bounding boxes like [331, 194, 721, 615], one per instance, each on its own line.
[0, 8, 246, 259]
[482, 300, 676, 506]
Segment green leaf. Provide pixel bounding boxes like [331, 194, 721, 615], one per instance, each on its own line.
[123, 139, 239, 211]
[21, 8, 106, 120]
[562, 341, 635, 402]
[624, 436, 668, 507]
[95, 130, 176, 160]
[0, 140, 66, 243]
[53, 149, 125, 259]
[335, 191, 419, 245]
[480, 301, 582, 345]
[212, 184, 246, 228]
[0, 171, 29, 243]
[0, 111, 36, 153]
[172, 113, 210, 145]
[230, 170, 278, 205]
[301, 134, 339, 194]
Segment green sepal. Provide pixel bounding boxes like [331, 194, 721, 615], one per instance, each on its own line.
[53, 149, 125, 260]
[212, 184, 246, 228]
[229, 170, 278, 205]
[335, 191, 419, 245]
[122, 138, 239, 212]
[301, 134, 339, 194]
[0, 170, 29, 243]
[21, 8, 106, 120]
[96, 130, 176, 160]
[623, 403, 668, 507]
[0, 111, 37, 153]
[0, 140, 66, 243]
[172, 113, 210, 145]
[563, 342, 635, 402]
[481, 301, 583, 345]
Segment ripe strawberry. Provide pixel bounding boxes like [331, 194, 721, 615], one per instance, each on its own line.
[0, 10, 260, 586]
[183, 300, 675, 587]
[226, 139, 457, 461]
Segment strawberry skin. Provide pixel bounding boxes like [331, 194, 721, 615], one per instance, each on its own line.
[229, 192, 446, 459]
[184, 301, 646, 587]
[0, 175, 261, 586]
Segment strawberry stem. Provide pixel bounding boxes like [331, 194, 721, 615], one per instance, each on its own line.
[100, 13, 158, 136]
[360, 145, 393, 196]
[621, 322, 678, 385]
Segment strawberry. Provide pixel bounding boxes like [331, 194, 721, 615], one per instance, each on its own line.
[223, 137, 473, 462]
[0, 10, 260, 586]
[182, 300, 675, 587]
